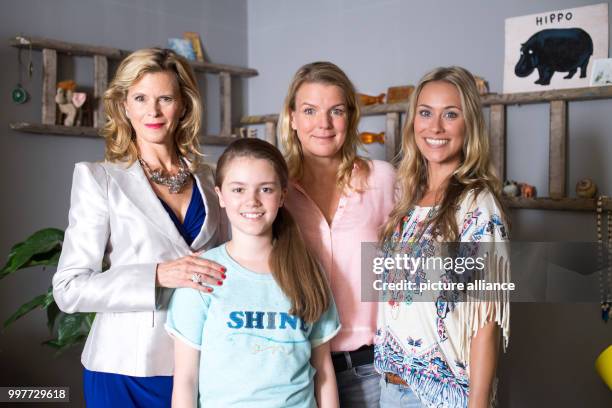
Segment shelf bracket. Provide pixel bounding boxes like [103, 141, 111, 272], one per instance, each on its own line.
[549, 100, 568, 199]
[42, 48, 57, 125]
[489, 104, 506, 182]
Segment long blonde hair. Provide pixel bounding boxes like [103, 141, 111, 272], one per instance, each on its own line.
[381, 66, 504, 244]
[279, 61, 370, 190]
[101, 48, 203, 167]
[215, 138, 331, 323]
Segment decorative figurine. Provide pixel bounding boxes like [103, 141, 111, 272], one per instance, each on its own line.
[520, 183, 537, 198]
[357, 93, 385, 106]
[386, 85, 414, 104]
[576, 178, 598, 198]
[359, 132, 385, 144]
[502, 180, 520, 197]
[474, 76, 490, 95]
[55, 80, 87, 126]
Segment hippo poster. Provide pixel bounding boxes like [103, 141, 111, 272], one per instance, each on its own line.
[504, 3, 608, 93]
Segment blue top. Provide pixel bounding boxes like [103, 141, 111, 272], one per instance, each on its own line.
[165, 244, 341, 408]
[159, 180, 206, 246]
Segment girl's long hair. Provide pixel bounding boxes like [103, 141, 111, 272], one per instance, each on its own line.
[279, 61, 370, 191]
[381, 66, 505, 244]
[215, 138, 331, 322]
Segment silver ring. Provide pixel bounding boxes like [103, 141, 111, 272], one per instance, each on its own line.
[191, 273, 201, 284]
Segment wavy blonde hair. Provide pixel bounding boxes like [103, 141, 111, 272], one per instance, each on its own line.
[101, 48, 203, 167]
[381, 66, 505, 244]
[279, 61, 370, 190]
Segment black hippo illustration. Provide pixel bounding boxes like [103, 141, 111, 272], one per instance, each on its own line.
[514, 28, 593, 85]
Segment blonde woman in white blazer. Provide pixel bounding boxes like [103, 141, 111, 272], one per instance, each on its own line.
[53, 48, 227, 408]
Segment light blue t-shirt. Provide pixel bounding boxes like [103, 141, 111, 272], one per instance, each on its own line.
[165, 244, 341, 408]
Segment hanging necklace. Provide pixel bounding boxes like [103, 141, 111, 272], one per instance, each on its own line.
[12, 37, 33, 104]
[596, 195, 611, 322]
[138, 156, 191, 194]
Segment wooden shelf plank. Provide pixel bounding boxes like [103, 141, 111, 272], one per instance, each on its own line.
[191, 61, 258, 77]
[199, 135, 241, 146]
[240, 85, 612, 125]
[240, 114, 279, 125]
[361, 102, 408, 116]
[239, 100, 412, 124]
[502, 197, 611, 211]
[9, 35, 258, 77]
[9, 122, 239, 145]
[482, 85, 612, 106]
[10, 122, 101, 137]
[9, 35, 125, 58]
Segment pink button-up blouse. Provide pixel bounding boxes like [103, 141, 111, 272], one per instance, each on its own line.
[285, 160, 397, 352]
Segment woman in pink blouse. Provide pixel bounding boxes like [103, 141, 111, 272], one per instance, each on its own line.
[279, 61, 397, 407]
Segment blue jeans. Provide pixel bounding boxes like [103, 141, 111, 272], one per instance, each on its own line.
[336, 362, 381, 408]
[379, 376, 424, 408]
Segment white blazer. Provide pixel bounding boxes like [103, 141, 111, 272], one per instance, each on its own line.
[53, 160, 226, 377]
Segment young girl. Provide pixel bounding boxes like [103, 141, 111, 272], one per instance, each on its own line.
[166, 138, 341, 407]
[374, 67, 510, 408]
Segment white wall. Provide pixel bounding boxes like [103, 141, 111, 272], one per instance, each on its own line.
[247, 1, 612, 407]
[0, 0, 247, 402]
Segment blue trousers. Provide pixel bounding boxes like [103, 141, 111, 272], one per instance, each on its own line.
[83, 368, 172, 408]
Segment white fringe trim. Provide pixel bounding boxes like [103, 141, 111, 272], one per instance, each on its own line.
[457, 250, 511, 365]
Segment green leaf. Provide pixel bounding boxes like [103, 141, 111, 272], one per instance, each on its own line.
[0, 228, 64, 279]
[84, 313, 95, 329]
[57, 313, 86, 343]
[28, 250, 62, 268]
[3, 293, 49, 328]
[41, 287, 55, 309]
[43, 333, 88, 354]
[46, 303, 61, 332]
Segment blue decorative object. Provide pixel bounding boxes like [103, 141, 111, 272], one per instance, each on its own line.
[167, 38, 196, 61]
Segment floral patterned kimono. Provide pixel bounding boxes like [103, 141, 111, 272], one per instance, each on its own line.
[374, 189, 510, 408]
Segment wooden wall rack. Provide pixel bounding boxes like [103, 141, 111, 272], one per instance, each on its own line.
[9, 35, 258, 146]
[240, 85, 612, 211]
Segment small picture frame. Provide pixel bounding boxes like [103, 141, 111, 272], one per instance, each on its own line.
[590, 58, 612, 87]
[183, 32, 205, 62]
[167, 38, 196, 61]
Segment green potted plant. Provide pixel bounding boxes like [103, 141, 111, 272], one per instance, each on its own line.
[0, 228, 93, 353]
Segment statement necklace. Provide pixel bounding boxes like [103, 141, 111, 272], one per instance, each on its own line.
[138, 156, 191, 194]
[596, 195, 611, 322]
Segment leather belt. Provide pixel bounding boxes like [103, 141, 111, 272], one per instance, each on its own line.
[385, 372, 409, 387]
[332, 345, 374, 372]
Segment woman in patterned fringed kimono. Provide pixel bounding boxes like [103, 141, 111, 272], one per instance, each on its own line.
[374, 66, 510, 408]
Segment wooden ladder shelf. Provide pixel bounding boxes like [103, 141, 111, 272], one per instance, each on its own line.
[9, 35, 258, 146]
[240, 85, 612, 211]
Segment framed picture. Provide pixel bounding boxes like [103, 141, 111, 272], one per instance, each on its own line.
[167, 38, 196, 61]
[183, 32, 205, 62]
[503, 3, 609, 93]
[590, 58, 612, 86]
